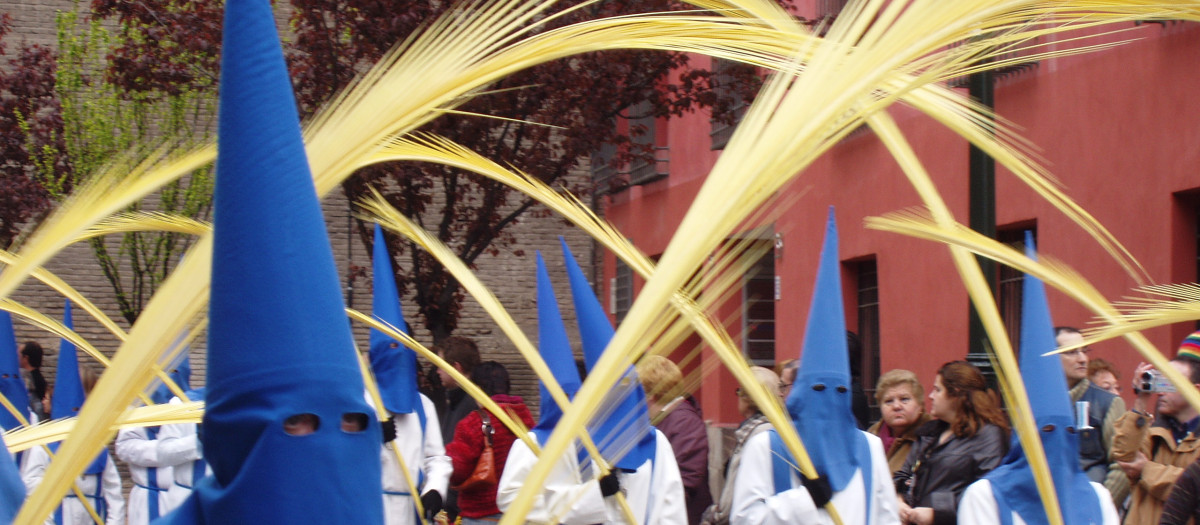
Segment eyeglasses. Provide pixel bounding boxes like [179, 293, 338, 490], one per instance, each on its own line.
[780, 382, 792, 390]
[735, 387, 748, 398]
[1061, 347, 1092, 357]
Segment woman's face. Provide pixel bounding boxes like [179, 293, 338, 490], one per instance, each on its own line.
[880, 384, 923, 433]
[736, 387, 754, 418]
[928, 375, 957, 423]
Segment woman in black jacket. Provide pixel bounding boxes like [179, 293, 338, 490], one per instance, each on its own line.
[895, 361, 1008, 525]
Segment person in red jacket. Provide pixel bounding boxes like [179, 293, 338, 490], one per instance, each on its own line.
[445, 361, 534, 524]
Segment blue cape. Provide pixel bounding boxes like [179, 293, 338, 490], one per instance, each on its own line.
[0, 432, 23, 523]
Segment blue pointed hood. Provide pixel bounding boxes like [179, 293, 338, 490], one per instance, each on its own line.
[560, 239, 655, 471]
[47, 300, 108, 475]
[369, 224, 418, 415]
[784, 208, 870, 492]
[983, 233, 1102, 524]
[532, 252, 582, 447]
[0, 312, 29, 429]
[51, 300, 84, 420]
[160, 1, 382, 522]
[151, 355, 192, 406]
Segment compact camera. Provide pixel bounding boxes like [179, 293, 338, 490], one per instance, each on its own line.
[1140, 370, 1176, 393]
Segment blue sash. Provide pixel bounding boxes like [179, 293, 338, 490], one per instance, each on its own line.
[55, 468, 105, 525]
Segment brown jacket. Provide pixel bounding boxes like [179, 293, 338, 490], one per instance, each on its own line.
[1111, 410, 1200, 525]
[868, 412, 933, 474]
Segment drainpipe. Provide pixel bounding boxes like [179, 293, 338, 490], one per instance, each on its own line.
[965, 66, 998, 389]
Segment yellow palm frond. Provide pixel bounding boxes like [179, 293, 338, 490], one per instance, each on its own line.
[864, 208, 1196, 421]
[78, 211, 211, 242]
[0, 143, 213, 301]
[5, 401, 203, 453]
[0, 249, 129, 342]
[866, 112, 1061, 523]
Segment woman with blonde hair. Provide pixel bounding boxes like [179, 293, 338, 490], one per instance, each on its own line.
[867, 369, 931, 474]
[638, 355, 712, 525]
[700, 366, 781, 525]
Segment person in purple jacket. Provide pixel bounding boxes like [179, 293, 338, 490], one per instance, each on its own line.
[639, 355, 714, 525]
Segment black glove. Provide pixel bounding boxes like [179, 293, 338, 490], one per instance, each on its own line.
[381, 418, 397, 443]
[598, 472, 621, 497]
[801, 473, 833, 508]
[421, 490, 443, 520]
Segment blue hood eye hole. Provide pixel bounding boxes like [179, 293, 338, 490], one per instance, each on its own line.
[1041, 424, 1055, 433]
[836, 385, 848, 393]
[813, 384, 826, 391]
[283, 413, 321, 436]
[1066, 426, 1077, 434]
[341, 412, 369, 433]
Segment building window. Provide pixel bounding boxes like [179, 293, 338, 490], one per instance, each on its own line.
[997, 227, 1035, 353]
[611, 258, 633, 324]
[710, 58, 749, 150]
[816, 0, 849, 22]
[743, 249, 776, 366]
[627, 100, 667, 186]
[591, 126, 619, 195]
[853, 258, 881, 421]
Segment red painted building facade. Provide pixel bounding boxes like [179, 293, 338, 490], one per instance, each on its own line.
[597, 10, 1200, 427]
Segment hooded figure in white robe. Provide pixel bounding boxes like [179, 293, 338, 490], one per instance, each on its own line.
[116, 360, 191, 525]
[731, 209, 899, 525]
[156, 388, 207, 514]
[958, 234, 1118, 525]
[496, 252, 613, 524]
[25, 301, 125, 525]
[562, 239, 686, 524]
[370, 224, 452, 525]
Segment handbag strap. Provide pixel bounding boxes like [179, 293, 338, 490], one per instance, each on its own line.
[480, 409, 494, 447]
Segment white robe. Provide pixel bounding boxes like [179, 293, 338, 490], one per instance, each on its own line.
[604, 429, 687, 525]
[380, 394, 452, 525]
[155, 397, 206, 514]
[114, 427, 174, 525]
[22, 445, 125, 525]
[958, 479, 1119, 525]
[497, 429, 684, 525]
[731, 430, 900, 525]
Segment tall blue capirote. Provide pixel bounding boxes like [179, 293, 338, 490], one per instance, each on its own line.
[560, 239, 655, 470]
[982, 232, 1103, 525]
[369, 223, 418, 415]
[783, 208, 871, 492]
[51, 300, 83, 420]
[532, 252, 583, 447]
[0, 311, 30, 429]
[47, 300, 108, 476]
[156, 0, 382, 522]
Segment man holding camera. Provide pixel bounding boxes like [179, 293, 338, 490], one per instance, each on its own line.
[1056, 327, 1129, 508]
[1111, 331, 1200, 525]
